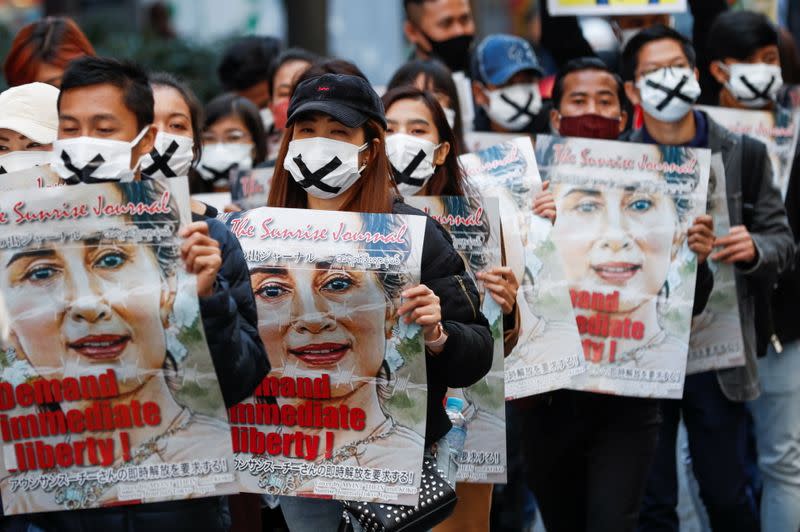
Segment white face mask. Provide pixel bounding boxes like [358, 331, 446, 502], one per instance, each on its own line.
[721, 62, 783, 108]
[50, 127, 150, 183]
[284, 137, 368, 200]
[443, 107, 457, 129]
[198, 142, 254, 182]
[386, 133, 440, 196]
[636, 67, 701, 123]
[485, 83, 542, 130]
[0, 151, 50, 174]
[260, 107, 275, 133]
[140, 132, 195, 178]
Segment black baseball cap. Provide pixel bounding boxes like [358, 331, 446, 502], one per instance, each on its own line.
[287, 73, 387, 129]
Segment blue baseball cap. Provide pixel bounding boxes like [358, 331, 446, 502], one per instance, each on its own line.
[474, 34, 543, 86]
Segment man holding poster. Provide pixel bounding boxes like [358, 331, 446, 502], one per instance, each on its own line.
[524, 58, 713, 532]
[622, 25, 793, 531]
[4, 56, 269, 531]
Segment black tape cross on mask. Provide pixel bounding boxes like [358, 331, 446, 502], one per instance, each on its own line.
[61, 151, 106, 183]
[142, 140, 180, 177]
[201, 163, 237, 182]
[737, 75, 777, 102]
[392, 150, 428, 187]
[501, 92, 537, 122]
[645, 75, 695, 111]
[292, 155, 343, 194]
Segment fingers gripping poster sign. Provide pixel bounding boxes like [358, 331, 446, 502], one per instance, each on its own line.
[0, 177, 235, 514]
[405, 196, 507, 484]
[547, 0, 687, 15]
[537, 135, 710, 398]
[460, 138, 585, 399]
[220, 207, 428, 506]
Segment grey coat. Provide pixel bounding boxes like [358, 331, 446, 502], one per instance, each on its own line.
[630, 114, 794, 402]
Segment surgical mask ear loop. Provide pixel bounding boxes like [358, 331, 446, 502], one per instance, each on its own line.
[357, 142, 369, 174]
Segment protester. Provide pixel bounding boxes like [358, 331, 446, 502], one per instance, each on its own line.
[197, 93, 267, 192]
[265, 72, 492, 531]
[516, 57, 714, 532]
[619, 26, 794, 532]
[387, 58, 466, 151]
[217, 35, 283, 118]
[4, 16, 95, 87]
[2, 54, 268, 530]
[707, 11, 800, 531]
[470, 34, 549, 135]
[0, 82, 59, 173]
[382, 84, 519, 532]
[402, 0, 474, 74]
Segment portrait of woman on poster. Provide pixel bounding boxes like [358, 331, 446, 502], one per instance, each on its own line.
[0, 180, 231, 512]
[547, 144, 706, 370]
[248, 212, 424, 492]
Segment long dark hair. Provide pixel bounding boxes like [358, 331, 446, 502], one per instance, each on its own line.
[388, 59, 466, 152]
[382, 86, 470, 196]
[267, 117, 396, 213]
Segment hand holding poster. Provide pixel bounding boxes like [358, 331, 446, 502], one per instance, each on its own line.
[688, 154, 746, 373]
[536, 135, 710, 398]
[698, 105, 800, 199]
[0, 178, 235, 514]
[547, 0, 687, 16]
[460, 138, 585, 399]
[221, 207, 428, 505]
[230, 167, 274, 210]
[405, 196, 506, 484]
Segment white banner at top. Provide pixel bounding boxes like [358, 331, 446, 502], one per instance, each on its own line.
[547, 0, 688, 16]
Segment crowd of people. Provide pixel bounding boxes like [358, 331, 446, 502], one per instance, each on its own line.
[0, 0, 797, 531]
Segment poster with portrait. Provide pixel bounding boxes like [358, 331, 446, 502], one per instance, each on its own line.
[0, 177, 236, 515]
[698, 105, 800, 199]
[405, 196, 506, 484]
[547, 0, 687, 16]
[0, 166, 62, 192]
[460, 137, 585, 400]
[536, 135, 710, 398]
[220, 207, 428, 505]
[229, 167, 274, 211]
[688, 155, 746, 373]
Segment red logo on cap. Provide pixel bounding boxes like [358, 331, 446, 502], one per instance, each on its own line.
[318, 86, 330, 91]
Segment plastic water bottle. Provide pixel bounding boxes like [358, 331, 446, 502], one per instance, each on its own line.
[441, 397, 467, 486]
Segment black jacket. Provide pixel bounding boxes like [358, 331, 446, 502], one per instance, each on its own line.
[393, 200, 494, 445]
[22, 208, 268, 532]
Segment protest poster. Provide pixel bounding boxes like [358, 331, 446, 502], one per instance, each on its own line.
[463, 132, 526, 154]
[536, 135, 710, 398]
[547, 0, 687, 16]
[229, 167, 274, 210]
[405, 196, 506, 484]
[460, 137, 585, 400]
[0, 166, 62, 192]
[698, 105, 800, 199]
[0, 177, 236, 514]
[688, 155, 746, 373]
[220, 207, 428, 505]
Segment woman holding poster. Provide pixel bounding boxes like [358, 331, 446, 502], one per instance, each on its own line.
[0, 179, 234, 514]
[267, 73, 493, 531]
[247, 210, 426, 483]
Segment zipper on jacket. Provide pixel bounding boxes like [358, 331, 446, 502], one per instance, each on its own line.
[455, 275, 477, 320]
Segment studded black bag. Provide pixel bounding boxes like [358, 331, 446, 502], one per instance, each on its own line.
[340, 455, 457, 531]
